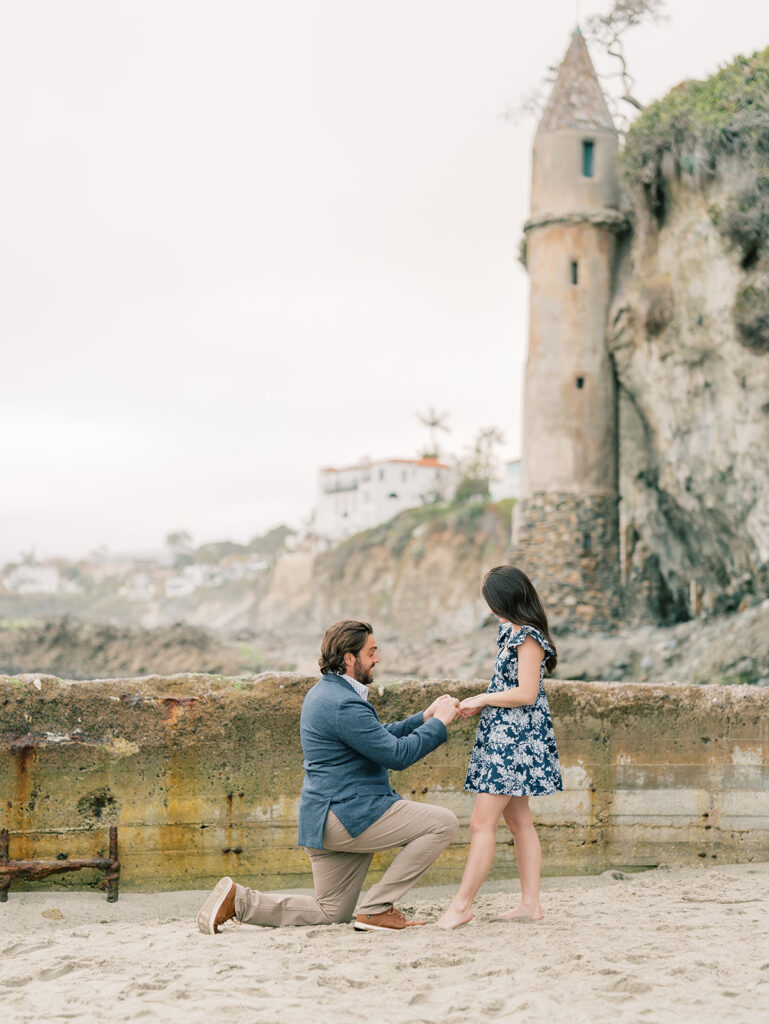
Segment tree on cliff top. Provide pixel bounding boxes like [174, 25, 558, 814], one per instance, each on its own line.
[584, 0, 668, 114]
[453, 426, 505, 504]
[166, 530, 193, 569]
[247, 524, 295, 556]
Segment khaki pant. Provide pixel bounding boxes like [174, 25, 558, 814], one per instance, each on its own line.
[234, 799, 458, 927]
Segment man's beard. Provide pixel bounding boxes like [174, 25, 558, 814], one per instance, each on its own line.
[352, 655, 373, 686]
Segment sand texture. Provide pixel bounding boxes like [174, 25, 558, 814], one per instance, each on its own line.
[1, 863, 768, 1023]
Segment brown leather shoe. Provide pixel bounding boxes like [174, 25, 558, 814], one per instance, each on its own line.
[353, 907, 426, 931]
[196, 876, 237, 934]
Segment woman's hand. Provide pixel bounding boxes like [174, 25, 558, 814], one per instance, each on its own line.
[458, 694, 488, 717]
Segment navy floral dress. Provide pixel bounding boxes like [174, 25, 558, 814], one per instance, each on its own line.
[464, 623, 562, 796]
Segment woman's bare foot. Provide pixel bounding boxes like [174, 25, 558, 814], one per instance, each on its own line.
[497, 902, 543, 922]
[435, 902, 474, 930]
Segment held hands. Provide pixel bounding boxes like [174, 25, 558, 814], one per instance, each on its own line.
[424, 693, 461, 726]
[424, 692, 488, 724]
[458, 694, 488, 718]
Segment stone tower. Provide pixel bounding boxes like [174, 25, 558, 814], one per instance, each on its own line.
[513, 29, 625, 628]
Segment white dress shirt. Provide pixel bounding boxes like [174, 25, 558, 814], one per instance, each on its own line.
[342, 673, 369, 702]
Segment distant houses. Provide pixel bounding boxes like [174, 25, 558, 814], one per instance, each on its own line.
[314, 457, 451, 541]
[163, 556, 268, 598]
[2, 563, 63, 595]
[0, 552, 271, 602]
[1, 455, 519, 599]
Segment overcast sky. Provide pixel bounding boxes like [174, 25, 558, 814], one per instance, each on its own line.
[2, 1, 766, 562]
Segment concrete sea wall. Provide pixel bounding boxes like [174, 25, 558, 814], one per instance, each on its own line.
[1, 674, 767, 892]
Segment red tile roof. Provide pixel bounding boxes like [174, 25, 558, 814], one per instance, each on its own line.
[321, 457, 450, 473]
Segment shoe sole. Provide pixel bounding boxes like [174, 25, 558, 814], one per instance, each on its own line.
[196, 876, 234, 935]
[353, 922, 424, 931]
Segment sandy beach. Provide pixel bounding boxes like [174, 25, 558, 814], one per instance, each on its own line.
[2, 862, 768, 1023]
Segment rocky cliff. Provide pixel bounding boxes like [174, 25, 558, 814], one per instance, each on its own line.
[0, 618, 247, 679]
[612, 48, 769, 623]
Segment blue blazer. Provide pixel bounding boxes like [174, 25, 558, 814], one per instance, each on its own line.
[297, 673, 447, 849]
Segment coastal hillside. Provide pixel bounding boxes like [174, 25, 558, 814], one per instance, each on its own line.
[0, 500, 514, 679]
[3, 490, 768, 686]
[235, 499, 516, 677]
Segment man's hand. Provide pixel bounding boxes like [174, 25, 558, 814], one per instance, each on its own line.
[423, 693, 460, 723]
[426, 694, 461, 726]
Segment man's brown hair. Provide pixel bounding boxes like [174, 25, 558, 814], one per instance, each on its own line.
[319, 620, 373, 675]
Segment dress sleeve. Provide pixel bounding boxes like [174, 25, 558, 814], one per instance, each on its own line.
[505, 624, 555, 659]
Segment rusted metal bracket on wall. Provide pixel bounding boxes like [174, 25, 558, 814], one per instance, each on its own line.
[0, 827, 120, 902]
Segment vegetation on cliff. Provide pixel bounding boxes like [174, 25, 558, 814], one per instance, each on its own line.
[622, 47, 769, 185]
[622, 47, 769, 352]
[320, 498, 515, 580]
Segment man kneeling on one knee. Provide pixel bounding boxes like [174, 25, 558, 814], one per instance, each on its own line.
[197, 619, 461, 933]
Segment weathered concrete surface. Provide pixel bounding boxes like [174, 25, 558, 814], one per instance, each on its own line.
[1, 673, 767, 892]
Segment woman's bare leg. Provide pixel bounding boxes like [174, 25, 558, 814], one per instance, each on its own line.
[435, 794, 511, 930]
[498, 795, 542, 920]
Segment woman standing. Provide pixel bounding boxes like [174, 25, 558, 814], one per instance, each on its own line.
[436, 565, 562, 929]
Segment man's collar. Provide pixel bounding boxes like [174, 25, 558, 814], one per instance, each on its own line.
[342, 673, 369, 702]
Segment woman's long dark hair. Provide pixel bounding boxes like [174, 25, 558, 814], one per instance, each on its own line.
[481, 565, 557, 674]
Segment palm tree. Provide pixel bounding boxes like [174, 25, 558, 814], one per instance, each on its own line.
[416, 407, 450, 459]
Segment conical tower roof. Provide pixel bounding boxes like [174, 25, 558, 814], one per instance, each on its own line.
[537, 29, 616, 134]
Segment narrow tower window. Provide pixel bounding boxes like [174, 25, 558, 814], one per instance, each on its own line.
[576, 376, 585, 389]
[582, 533, 592, 553]
[582, 140, 595, 178]
[571, 261, 579, 285]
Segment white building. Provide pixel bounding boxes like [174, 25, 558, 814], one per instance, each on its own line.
[165, 575, 196, 598]
[164, 563, 224, 598]
[314, 457, 451, 541]
[490, 459, 522, 502]
[2, 564, 61, 594]
[118, 571, 158, 602]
